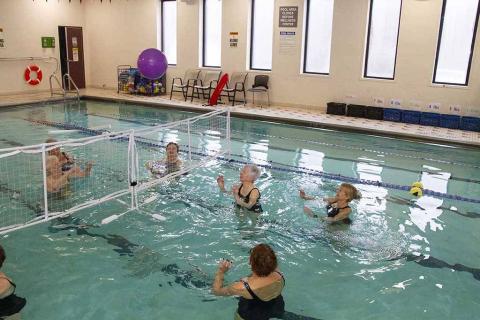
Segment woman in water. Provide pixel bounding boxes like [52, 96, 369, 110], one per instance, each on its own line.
[0, 245, 27, 320]
[300, 183, 361, 224]
[45, 138, 93, 178]
[212, 243, 285, 320]
[217, 164, 263, 213]
[145, 142, 182, 177]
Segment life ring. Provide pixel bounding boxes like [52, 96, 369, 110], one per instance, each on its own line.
[24, 65, 43, 85]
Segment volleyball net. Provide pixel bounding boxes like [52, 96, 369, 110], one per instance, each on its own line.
[0, 109, 231, 234]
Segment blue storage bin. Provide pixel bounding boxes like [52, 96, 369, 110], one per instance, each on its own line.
[402, 110, 421, 124]
[460, 117, 480, 132]
[383, 108, 402, 122]
[420, 112, 441, 126]
[439, 114, 461, 129]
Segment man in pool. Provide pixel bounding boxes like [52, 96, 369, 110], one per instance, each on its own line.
[217, 164, 263, 214]
[145, 142, 182, 178]
[45, 138, 93, 178]
[300, 183, 361, 224]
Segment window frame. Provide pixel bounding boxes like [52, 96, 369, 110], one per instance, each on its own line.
[302, 0, 334, 75]
[363, 0, 403, 80]
[160, 0, 177, 66]
[432, 0, 480, 86]
[202, 0, 222, 68]
[249, 0, 273, 71]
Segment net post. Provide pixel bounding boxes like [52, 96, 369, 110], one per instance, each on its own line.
[187, 121, 192, 161]
[226, 109, 231, 160]
[41, 144, 49, 220]
[128, 130, 138, 210]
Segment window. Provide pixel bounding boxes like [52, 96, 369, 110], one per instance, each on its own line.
[364, 0, 402, 79]
[303, 0, 335, 74]
[160, 0, 177, 65]
[433, 0, 480, 86]
[202, 0, 222, 67]
[250, 0, 274, 70]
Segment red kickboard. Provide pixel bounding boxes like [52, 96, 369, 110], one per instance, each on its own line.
[208, 73, 229, 106]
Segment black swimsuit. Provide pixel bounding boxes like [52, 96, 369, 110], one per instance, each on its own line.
[0, 278, 26, 318]
[236, 184, 263, 213]
[237, 271, 285, 320]
[326, 204, 351, 224]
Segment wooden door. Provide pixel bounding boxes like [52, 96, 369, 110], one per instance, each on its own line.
[62, 26, 86, 89]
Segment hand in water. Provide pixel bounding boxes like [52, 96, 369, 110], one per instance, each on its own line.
[218, 259, 232, 273]
[303, 206, 314, 216]
[216, 175, 225, 190]
[299, 189, 307, 199]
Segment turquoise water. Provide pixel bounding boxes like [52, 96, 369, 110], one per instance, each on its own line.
[0, 100, 479, 320]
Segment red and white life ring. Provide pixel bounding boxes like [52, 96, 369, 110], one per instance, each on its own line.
[24, 65, 43, 85]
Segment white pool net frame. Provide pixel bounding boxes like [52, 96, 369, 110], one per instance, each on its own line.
[0, 109, 231, 234]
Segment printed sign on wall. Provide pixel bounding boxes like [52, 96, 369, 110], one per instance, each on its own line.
[229, 32, 238, 48]
[279, 6, 298, 28]
[0, 28, 5, 49]
[279, 31, 296, 55]
[41, 37, 55, 48]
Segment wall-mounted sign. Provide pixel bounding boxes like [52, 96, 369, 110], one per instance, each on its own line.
[279, 6, 298, 28]
[72, 48, 79, 62]
[279, 31, 296, 55]
[229, 32, 238, 48]
[72, 37, 78, 48]
[41, 37, 55, 48]
[0, 28, 5, 49]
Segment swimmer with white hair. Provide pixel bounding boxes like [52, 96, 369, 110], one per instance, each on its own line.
[217, 164, 263, 213]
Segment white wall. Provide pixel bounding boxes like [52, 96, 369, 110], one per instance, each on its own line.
[1, 0, 480, 115]
[0, 0, 85, 94]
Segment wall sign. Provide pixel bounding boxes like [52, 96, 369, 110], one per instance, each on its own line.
[279, 6, 298, 28]
[279, 31, 296, 55]
[0, 28, 5, 49]
[41, 37, 55, 48]
[229, 32, 238, 48]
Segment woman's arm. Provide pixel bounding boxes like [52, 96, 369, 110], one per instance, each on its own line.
[234, 189, 259, 210]
[212, 260, 244, 296]
[299, 189, 316, 200]
[323, 197, 338, 205]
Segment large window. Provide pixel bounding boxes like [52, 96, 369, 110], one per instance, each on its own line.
[161, 0, 177, 65]
[202, 0, 222, 67]
[303, 0, 335, 74]
[433, 0, 480, 86]
[250, 0, 274, 70]
[364, 0, 402, 79]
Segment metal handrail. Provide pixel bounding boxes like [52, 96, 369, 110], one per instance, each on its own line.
[63, 73, 80, 101]
[49, 73, 65, 98]
[0, 56, 59, 74]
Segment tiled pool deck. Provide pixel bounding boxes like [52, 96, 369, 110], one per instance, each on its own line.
[1, 88, 479, 147]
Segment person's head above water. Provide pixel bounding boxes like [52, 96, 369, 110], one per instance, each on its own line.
[0, 244, 5, 268]
[165, 142, 179, 161]
[239, 164, 260, 183]
[249, 243, 277, 277]
[46, 138, 61, 157]
[336, 183, 361, 202]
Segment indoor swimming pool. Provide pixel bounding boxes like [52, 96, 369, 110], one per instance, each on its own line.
[0, 100, 479, 320]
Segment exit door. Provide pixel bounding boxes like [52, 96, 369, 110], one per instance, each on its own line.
[59, 26, 86, 89]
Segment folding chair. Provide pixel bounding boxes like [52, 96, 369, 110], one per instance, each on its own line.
[169, 69, 201, 101]
[191, 70, 222, 102]
[222, 72, 248, 106]
[247, 75, 270, 107]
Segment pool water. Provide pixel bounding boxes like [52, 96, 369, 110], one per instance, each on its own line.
[1, 100, 479, 320]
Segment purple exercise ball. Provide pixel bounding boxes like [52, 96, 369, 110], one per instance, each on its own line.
[137, 48, 168, 80]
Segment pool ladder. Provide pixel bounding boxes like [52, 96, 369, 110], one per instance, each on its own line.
[49, 73, 80, 101]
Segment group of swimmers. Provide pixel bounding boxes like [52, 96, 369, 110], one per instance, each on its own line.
[1, 140, 361, 320]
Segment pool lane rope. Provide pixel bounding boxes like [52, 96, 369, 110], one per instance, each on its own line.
[26, 118, 480, 204]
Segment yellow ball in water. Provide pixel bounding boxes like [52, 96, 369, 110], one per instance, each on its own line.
[409, 182, 424, 197]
